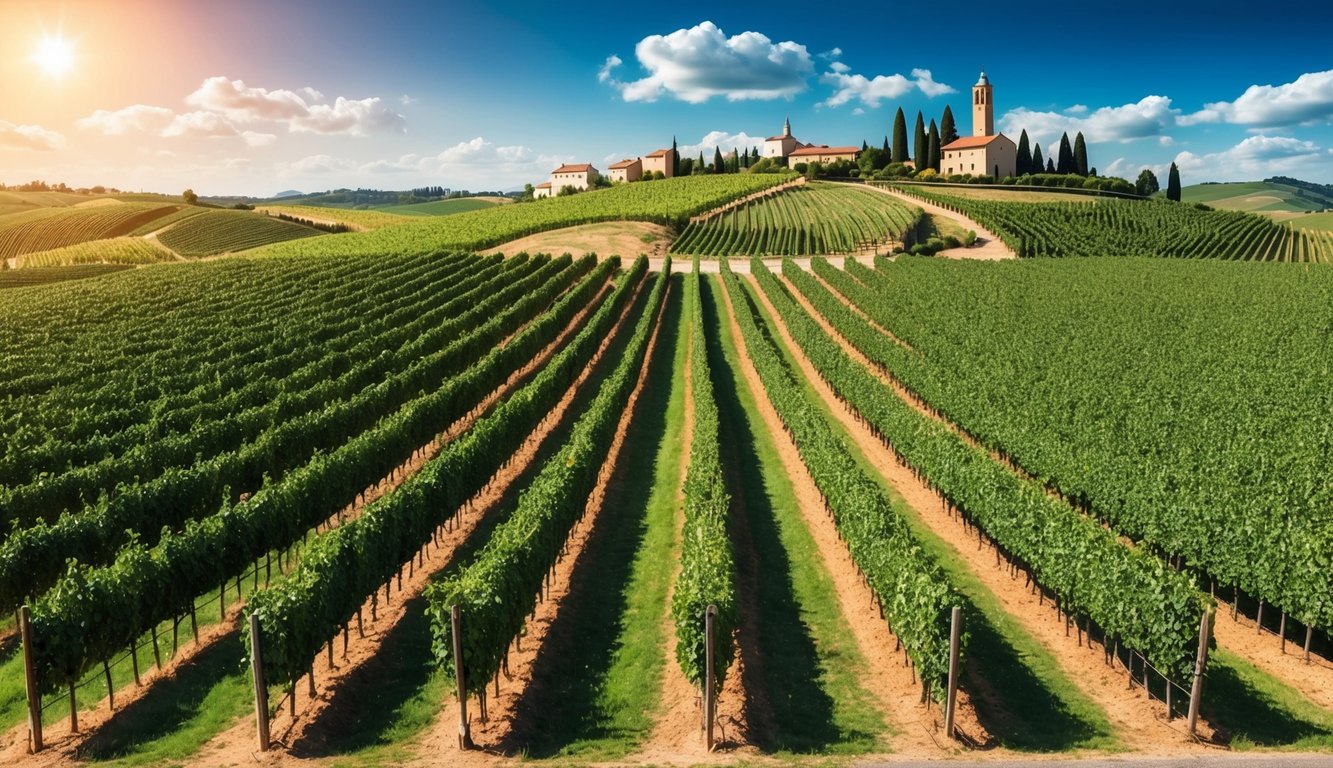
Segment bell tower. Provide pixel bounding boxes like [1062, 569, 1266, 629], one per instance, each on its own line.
[972, 70, 993, 137]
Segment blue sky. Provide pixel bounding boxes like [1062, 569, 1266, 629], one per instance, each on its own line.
[3, 0, 1333, 194]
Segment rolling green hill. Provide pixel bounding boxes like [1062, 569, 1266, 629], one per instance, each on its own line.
[379, 198, 505, 216]
[156, 209, 323, 257]
[0, 203, 181, 259]
[1181, 181, 1326, 213]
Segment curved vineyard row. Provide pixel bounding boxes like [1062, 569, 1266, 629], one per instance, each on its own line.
[0, 204, 181, 259]
[822, 255, 1333, 637]
[156, 209, 323, 256]
[246, 256, 645, 689]
[889, 185, 1333, 262]
[13, 237, 171, 268]
[720, 261, 961, 692]
[426, 261, 670, 698]
[0, 264, 134, 288]
[672, 183, 920, 257]
[779, 259, 1208, 682]
[671, 263, 738, 692]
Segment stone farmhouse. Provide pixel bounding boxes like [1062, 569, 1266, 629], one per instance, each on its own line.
[533, 163, 600, 198]
[941, 71, 1016, 179]
[762, 117, 858, 166]
[607, 157, 642, 183]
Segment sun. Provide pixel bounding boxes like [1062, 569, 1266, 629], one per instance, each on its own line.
[33, 35, 75, 78]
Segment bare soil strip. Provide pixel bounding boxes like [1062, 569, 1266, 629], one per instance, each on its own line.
[764, 270, 1212, 752]
[3, 274, 615, 765]
[408, 276, 671, 759]
[807, 267, 1333, 713]
[858, 184, 1016, 260]
[715, 274, 958, 756]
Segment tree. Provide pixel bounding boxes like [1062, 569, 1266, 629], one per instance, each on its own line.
[698, 151, 706, 174]
[713, 147, 725, 174]
[1057, 133, 1075, 175]
[672, 136, 680, 177]
[1135, 169, 1160, 197]
[521, 183, 535, 201]
[1073, 132, 1089, 176]
[1046, 157, 1056, 173]
[940, 105, 958, 145]
[927, 119, 941, 171]
[1016, 130, 1032, 176]
[679, 157, 694, 176]
[881, 136, 890, 155]
[183, 188, 198, 205]
[913, 111, 927, 170]
[862, 139, 869, 152]
[1167, 162, 1182, 201]
[1031, 143, 1044, 175]
[892, 107, 909, 165]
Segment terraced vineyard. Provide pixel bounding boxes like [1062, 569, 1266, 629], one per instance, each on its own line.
[1, 181, 1331, 768]
[892, 185, 1333, 261]
[671, 183, 920, 256]
[155, 209, 323, 257]
[12, 237, 171, 268]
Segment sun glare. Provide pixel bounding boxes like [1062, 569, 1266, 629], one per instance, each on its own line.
[33, 35, 75, 78]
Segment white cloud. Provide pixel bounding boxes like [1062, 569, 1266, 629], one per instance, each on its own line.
[677, 130, 766, 159]
[820, 67, 954, 109]
[78, 105, 176, 136]
[399, 94, 418, 107]
[0, 120, 65, 151]
[1000, 96, 1180, 147]
[818, 48, 842, 60]
[598, 55, 622, 84]
[1173, 135, 1326, 180]
[186, 76, 406, 135]
[603, 21, 813, 103]
[1064, 104, 1088, 115]
[852, 107, 865, 116]
[1184, 70, 1333, 127]
[828, 61, 850, 74]
[163, 111, 240, 138]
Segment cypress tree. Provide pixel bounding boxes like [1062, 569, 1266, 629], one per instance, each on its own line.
[892, 108, 909, 165]
[698, 151, 705, 174]
[1167, 162, 1182, 201]
[882, 136, 890, 154]
[913, 111, 927, 170]
[713, 147, 725, 174]
[862, 139, 869, 151]
[1057, 132, 1075, 175]
[1073, 132, 1089, 176]
[1016, 130, 1032, 176]
[1031, 143, 1044, 174]
[672, 136, 679, 177]
[1046, 157, 1056, 173]
[940, 105, 958, 145]
[927, 119, 941, 171]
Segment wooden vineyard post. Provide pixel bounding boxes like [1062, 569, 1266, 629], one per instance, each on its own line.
[19, 606, 43, 753]
[248, 613, 271, 752]
[1186, 608, 1212, 738]
[704, 605, 717, 752]
[451, 605, 473, 749]
[944, 606, 962, 740]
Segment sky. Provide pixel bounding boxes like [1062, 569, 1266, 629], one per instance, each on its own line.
[2, 0, 1333, 196]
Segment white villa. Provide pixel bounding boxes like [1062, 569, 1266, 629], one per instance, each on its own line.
[941, 71, 1016, 179]
[607, 157, 642, 183]
[763, 117, 858, 166]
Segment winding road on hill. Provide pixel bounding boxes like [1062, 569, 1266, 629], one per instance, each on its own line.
[860, 184, 1018, 260]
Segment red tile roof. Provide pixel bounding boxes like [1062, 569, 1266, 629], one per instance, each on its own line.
[789, 145, 859, 157]
[609, 158, 639, 169]
[941, 135, 1004, 150]
[553, 163, 595, 173]
[534, 181, 552, 188]
[644, 148, 673, 158]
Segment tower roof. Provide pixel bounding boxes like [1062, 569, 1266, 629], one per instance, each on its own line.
[975, 69, 990, 87]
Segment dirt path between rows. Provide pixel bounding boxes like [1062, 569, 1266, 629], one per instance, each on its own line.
[4, 275, 616, 767]
[716, 273, 960, 756]
[803, 266, 1333, 714]
[404, 275, 670, 762]
[644, 255, 876, 274]
[806, 265, 917, 352]
[766, 269, 1214, 753]
[858, 185, 1016, 260]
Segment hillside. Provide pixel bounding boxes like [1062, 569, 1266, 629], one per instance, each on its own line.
[155, 209, 323, 257]
[0, 203, 181, 259]
[379, 197, 506, 216]
[1180, 180, 1326, 212]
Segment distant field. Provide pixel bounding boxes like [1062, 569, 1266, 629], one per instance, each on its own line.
[903, 185, 1099, 203]
[157, 209, 322, 257]
[1286, 211, 1333, 232]
[256, 204, 413, 230]
[13, 237, 173, 268]
[1181, 181, 1325, 212]
[380, 198, 505, 216]
[0, 263, 135, 289]
[0, 203, 180, 259]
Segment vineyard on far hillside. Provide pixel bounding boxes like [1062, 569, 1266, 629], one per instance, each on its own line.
[12, 237, 172, 268]
[156, 209, 323, 257]
[890, 185, 1333, 261]
[0, 204, 181, 259]
[671, 183, 920, 257]
[257, 174, 798, 259]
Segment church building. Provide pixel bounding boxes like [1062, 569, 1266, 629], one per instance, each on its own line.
[941, 71, 1017, 179]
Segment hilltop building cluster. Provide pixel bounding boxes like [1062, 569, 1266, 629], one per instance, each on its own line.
[526, 72, 1120, 198]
